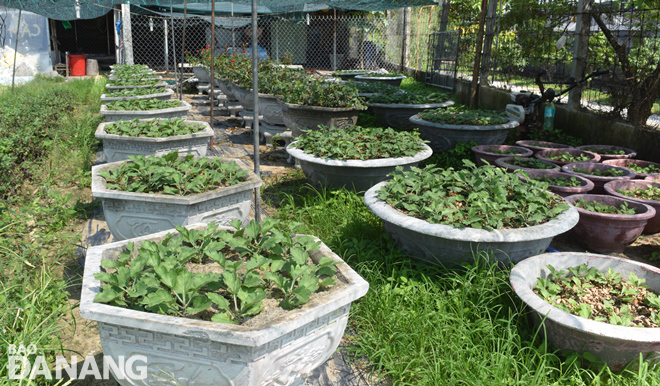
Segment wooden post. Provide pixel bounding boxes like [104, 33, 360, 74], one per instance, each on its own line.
[121, 4, 134, 64]
[438, 0, 450, 32]
[568, 0, 593, 109]
[470, 0, 488, 109]
[479, 0, 498, 86]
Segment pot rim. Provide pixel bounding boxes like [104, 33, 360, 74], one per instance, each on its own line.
[604, 180, 660, 205]
[517, 170, 595, 191]
[576, 144, 637, 156]
[495, 156, 561, 171]
[370, 100, 455, 109]
[561, 162, 636, 180]
[472, 144, 534, 157]
[280, 101, 363, 112]
[409, 115, 520, 131]
[95, 118, 213, 142]
[565, 193, 656, 220]
[100, 88, 174, 101]
[100, 100, 192, 114]
[354, 75, 407, 80]
[286, 142, 433, 168]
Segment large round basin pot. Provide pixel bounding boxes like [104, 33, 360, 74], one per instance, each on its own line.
[494, 156, 561, 173]
[333, 70, 372, 80]
[562, 162, 636, 194]
[354, 74, 406, 87]
[471, 145, 533, 167]
[371, 101, 454, 130]
[364, 182, 579, 265]
[535, 148, 600, 166]
[576, 144, 637, 160]
[518, 170, 594, 197]
[511, 252, 660, 371]
[564, 194, 654, 253]
[286, 142, 433, 192]
[515, 140, 572, 153]
[192, 65, 210, 83]
[604, 180, 660, 234]
[231, 85, 283, 125]
[603, 159, 660, 180]
[216, 79, 237, 100]
[409, 115, 519, 152]
[279, 102, 361, 137]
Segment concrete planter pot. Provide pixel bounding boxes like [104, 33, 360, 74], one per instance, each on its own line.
[101, 100, 192, 122]
[232, 85, 284, 125]
[602, 159, 660, 180]
[95, 119, 214, 162]
[409, 115, 519, 152]
[494, 156, 561, 173]
[604, 180, 660, 234]
[354, 74, 406, 87]
[471, 145, 533, 166]
[515, 140, 572, 153]
[108, 75, 162, 82]
[100, 88, 174, 102]
[280, 102, 361, 137]
[286, 142, 433, 191]
[371, 100, 454, 130]
[562, 162, 636, 194]
[192, 65, 210, 83]
[217, 79, 237, 100]
[518, 170, 594, 198]
[105, 81, 168, 91]
[364, 181, 579, 265]
[564, 194, 654, 253]
[511, 252, 660, 371]
[333, 70, 372, 80]
[79, 224, 369, 386]
[91, 158, 262, 241]
[576, 144, 637, 161]
[535, 148, 600, 166]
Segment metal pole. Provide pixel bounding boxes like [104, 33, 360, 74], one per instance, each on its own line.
[179, 0, 188, 100]
[169, 4, 177, 87]
[164, 19, 169, 74]
[231, 3, 235, 51]
[210, 1, 215, 128]
[11, 9, 21, 92]
[333, 9, 337, 71]
[251, 0, 261, 222]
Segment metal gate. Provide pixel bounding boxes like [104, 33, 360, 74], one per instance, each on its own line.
[425, 30, 460, 90]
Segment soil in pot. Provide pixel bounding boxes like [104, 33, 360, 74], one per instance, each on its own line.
[495, 156, 561, 172]
[515, 140, 572, 153]
[577, 145, 637, 160]
[535, 149, 600, 166]
[471, 145, 533, 166]
[605, 180, 660, 234]
[565, 194, 655, 253]
[603, 159, 660, 179]
[518, 170, 594, 197]
[562, 162, 636, 194]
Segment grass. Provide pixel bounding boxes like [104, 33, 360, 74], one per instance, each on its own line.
[263, 171, 660, 385]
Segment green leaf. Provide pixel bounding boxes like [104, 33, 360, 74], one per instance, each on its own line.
[211, 311, 237, 324]
[207, 293, 230, 310]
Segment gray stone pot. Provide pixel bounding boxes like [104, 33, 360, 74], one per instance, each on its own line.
[280, 101, 361, 137]
[91, 158, 261, 241]
[100, 88, 174, 102]
[217, 79, 237, 100]
[576, 144, 637, 161]
[562, 162, 636, 194]
[105, 81, 168, 91]
[371, 100, 454, 130]
[192, 65, 210, 83]
[232, 85, 284, 125]
[515, 140, 572, 153]
[95, 119, 214, 162]
[354, 75, 406, 87]
[286, 142, 433, 191]
[80, 224, 369, 386]
[510, 252, 660, 371]
[364, 181, 579, 265]
[409, 115, 519, 152]
[604, 180, 660, 234]
[602, 159, 660, 180]
[100, 100, 192, 122]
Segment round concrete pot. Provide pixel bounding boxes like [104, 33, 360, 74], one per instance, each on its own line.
[495, 156, 561, 173]
[286, 142, 433, 192]
[565, 194, 654, 253]
[510, 252, 660, 371]
[515, 140, 572, 153]
[80, 224, 369, 386]
[471, 145, 533, 166]
[232, 85, 283, 125]
[535, 148, 600, 166]
[409, 115, 519, 152]
[354, 74, 406, 87]
[100, 101, 192, 122]
[602, 159, 660, 180]
[333, 70, 373, 80]
[562, 162, 636, 194]
[576, 144, 637, 161]
[100, 88, 174, 102]
[371, 100, 454, 130]
[364, 182, 578, 265]
[604, 180, 660, 234]
[280, 101, 361, 137]
[518, 170, 594, 197]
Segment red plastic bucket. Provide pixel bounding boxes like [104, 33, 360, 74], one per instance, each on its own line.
[69, 54, 86, 76]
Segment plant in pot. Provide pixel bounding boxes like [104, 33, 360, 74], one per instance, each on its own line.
[495, 156, 560, 172]
[602, 159, 660, 179]
[106, 76, 166, 90]
[368, 91, 454, 130]
[534, 148, 600, 166]
[101, 99, 192, 122]
[278, 76, 367, 137]
[564, 194, 654, 253]
[363, 162, 579, 265]
[410, 106, 519, 152]
[562, 162, 635, 194]
[286, 125, 432, 191]
[101, 86, 174, 102]
[95, 118, 214, 162]
[332, 69, 374, 80]
[349, 81, 401, 98]
[511, 252, 660, 371]
[354, 72, 407, 87]
[91, 151, 262, 240]
[604, 180, 660, 234]
[186, 45, 213, 83]
[471, 145, 533, 166]
[517, 170, 594, 197]
[80, 219, 369, 385]
[515, 140, 572, 153]
[576, 144, 637, 160]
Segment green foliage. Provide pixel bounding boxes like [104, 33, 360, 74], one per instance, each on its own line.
[111, 64, 152, 77]
[531, 175, 583, 187]
[572, 167, 626, 177]
[377, 162, 568, 230]
[105, 118, 205, 138]
[580, 146, 627, 155]
[419, 106, 509, 125]
[626, 163, 660, 175]
[282, 76, 367, 109]
[422, 141, 476, 170]
[108, 76, 160, 86]
[105, 99, 182, 111]
[542, 151, 593, 163]
[107, 87, 168, 97]
[93, 220, 338, 323]
[618, 185, 660, 201]
[574, 199, 636, 215]
[368, 90, 449, 104]
[349, 80, 400, 94]
[99, 151, 248, 195]
[292, 126, 425, 160]
[509, 157, 556, 169]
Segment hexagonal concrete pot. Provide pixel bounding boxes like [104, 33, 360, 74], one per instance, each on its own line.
[91, 158, 262, 241]
[471, 145, 533, 167]
[95, 119, 214, 162]
[562, 162, 636, 194]
[79, 224, 369, 386]
[280, 102, 361, 137]
[603, 159, 660, 180]
[576, 144, 637, 161]
[100, 88, 174, 102]
[565, 194, 654, 253]
[232, 85, 284, 125]
[535, 148, 600, 166]
[100, 100, 192, 122]
[371, 100, 455, 130]
[494, 156, 561, 173]
[105, 81, 168, 91]
[354, 74, 406, 87]
[510, 252, 660, 371]
[364, 181, 579, 265]
[604, 180, 660, 234]
[286, 142, 433, 192]
[409, 115, 519, 152]
[517, 170, 594, 198]
[515, 140, 572, 153]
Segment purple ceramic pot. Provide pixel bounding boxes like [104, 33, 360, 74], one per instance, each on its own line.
[471, 145, 533, 166]
[562, 162, 635, 194]
[495, 156, 560, 173]
[515, 140, 572, 153]
[604, 180, 660, 234]
[576, 145, 637, 161]
[602, 159, 660, 180]
[535, 148, 600, 166]
[518, 170, 594, 197]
